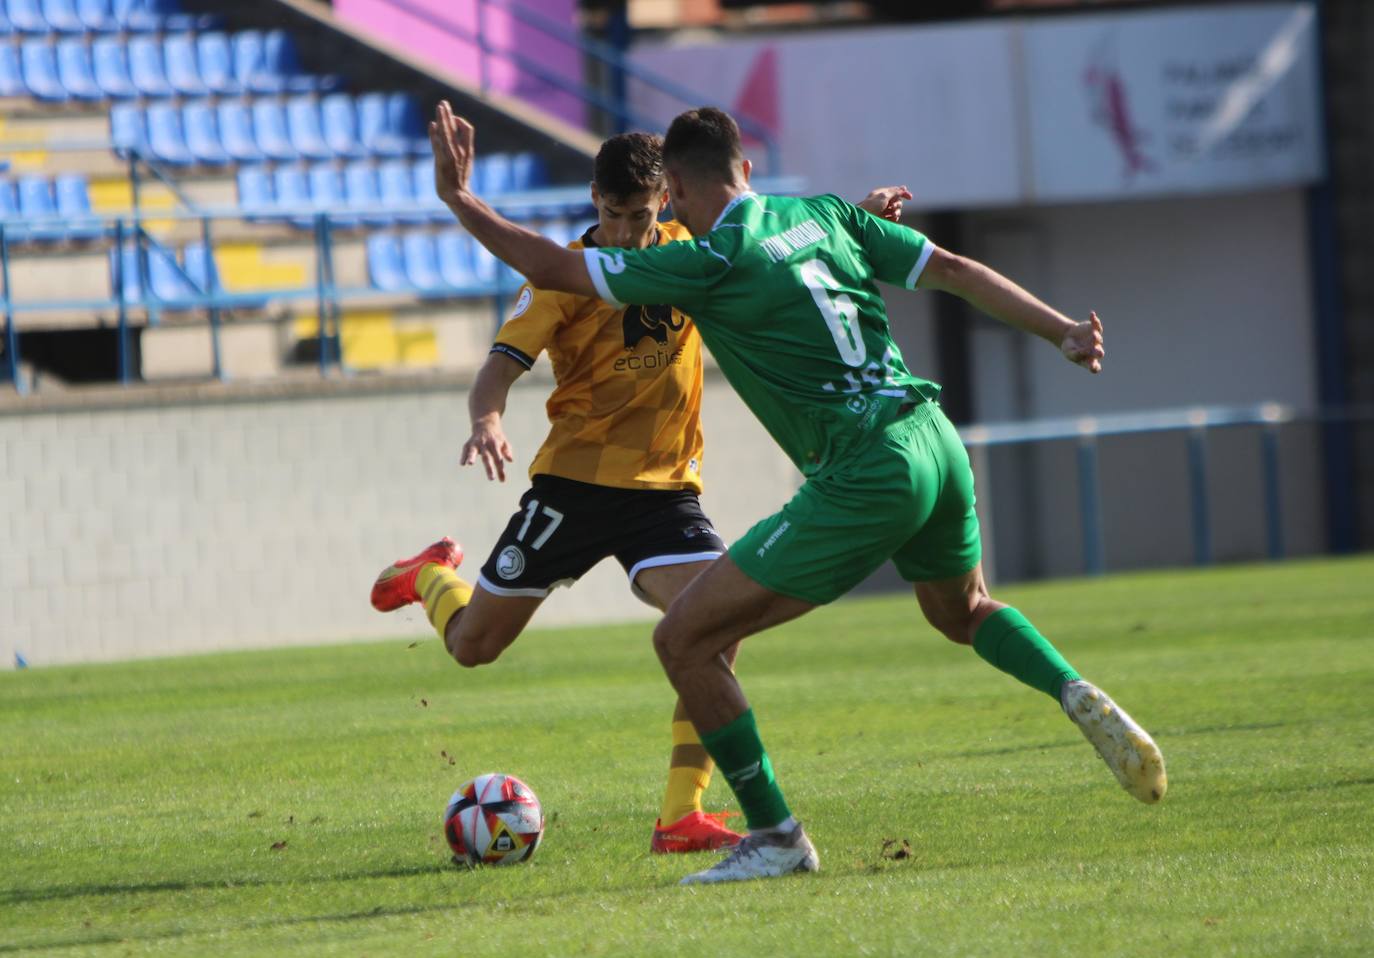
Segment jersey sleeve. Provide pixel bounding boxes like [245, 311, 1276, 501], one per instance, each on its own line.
[490, 284, 567, 369]
[582, 239, 731, 312]
[828, 195, 936, 290]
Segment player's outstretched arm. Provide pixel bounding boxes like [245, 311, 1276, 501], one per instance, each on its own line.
[856, 186, 912, 222]
[916, 247, 1105, 373]
[430, 101, 598, 298]
[462, 352, 526, 482]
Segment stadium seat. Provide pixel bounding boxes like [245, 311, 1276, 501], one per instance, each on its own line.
[402, 231, 445, 294]
[181, 241, 216, 292]
[286, 95, 332, 161]
[307, 162, 356, 228]
[385, 92, 429, 154]
[110, 243, 143, 303]
[54, 173, 101, 240]
[109, 102, 147, 155]
[128, 35, 173, 97]
[542, 219, 576, 248]
[234, 164, 273, 218]
[6, 0, 50, 33]
[481, 153, 514, 196]
[366, 233, 407, 292]
[76, 0, 118, 31]
[471, 240, 518, 286]
[139, 0, 212, 32]
[182, 100, 228, 166]
[343, 160, 389, 227]
[436, 229, 477, 289]
[55, 39, 102, 102]
[251, 99, 298, 162]
[92, 35, 137, 99]
[146, 103, 194, 166]
[20, 41, 68, 102]
[511, 152, 548, 191]
[230, 30, 266, 92]
[0, 5, 11, 33]
[216, 101, 264, 163]
[111, 0, 162, 32]
[411, 157, 449, 223]
[147, 237, 199, 304]
[272, 165, 312, 229]
[0, 181, 25, 244]
[195, 31, 238, 94]
[17, 175, 60, 242]
[321, 94, 364, 158]
[356, 92, 406, 157]
[163, 33, 208, 96]
[0, 44, 25, 97]
[40, 0, 83, 31]
[378, 158, 425, 224]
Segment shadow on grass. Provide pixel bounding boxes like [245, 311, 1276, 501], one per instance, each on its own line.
[0, 861, 449, 908]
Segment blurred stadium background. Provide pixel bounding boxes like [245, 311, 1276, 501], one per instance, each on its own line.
[0, 0, 1368, 667]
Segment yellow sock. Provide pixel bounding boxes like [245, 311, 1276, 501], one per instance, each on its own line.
[416, 564, 473, 640]
[659, 699, 714, 825]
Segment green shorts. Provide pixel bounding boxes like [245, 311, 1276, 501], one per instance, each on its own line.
[730, 402, 981, 604]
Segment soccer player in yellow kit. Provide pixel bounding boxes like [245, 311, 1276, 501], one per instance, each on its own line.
[370, 132, 910, 853]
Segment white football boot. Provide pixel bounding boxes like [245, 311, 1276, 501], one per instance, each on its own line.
[679, 822, 819, 885]
[1062, 679, 1167, 804]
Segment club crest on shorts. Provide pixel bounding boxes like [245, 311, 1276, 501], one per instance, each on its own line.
[496, 545, 526, 580]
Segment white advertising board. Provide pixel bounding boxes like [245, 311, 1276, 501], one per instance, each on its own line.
[1023, 3, 1323, 201]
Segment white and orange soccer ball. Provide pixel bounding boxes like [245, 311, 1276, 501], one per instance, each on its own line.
[443, 773, 545, 866]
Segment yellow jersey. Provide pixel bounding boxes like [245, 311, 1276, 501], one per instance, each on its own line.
[490, 221, 706, 493]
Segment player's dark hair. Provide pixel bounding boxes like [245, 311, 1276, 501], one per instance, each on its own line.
[593, 132, 665, 200]
[662, 107, 743, 181]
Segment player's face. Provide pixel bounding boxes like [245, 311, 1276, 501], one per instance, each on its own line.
[591, 187, 669, 250]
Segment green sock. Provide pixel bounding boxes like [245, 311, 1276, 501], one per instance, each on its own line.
[973, 607, 1080, 702]
[698, 708, 792, 831]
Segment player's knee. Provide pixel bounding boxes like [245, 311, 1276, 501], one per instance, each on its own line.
[450, 630, 507, 668]
[652, 618, 698, 674]
[923, 607, 975, 646]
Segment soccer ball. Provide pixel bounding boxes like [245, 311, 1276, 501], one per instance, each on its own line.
[443, 772, 545, 866]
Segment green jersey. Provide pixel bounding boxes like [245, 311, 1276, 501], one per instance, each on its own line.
[583, 192, 940, 476]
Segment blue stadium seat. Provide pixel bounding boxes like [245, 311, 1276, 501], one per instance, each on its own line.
[234, 164, 273, 218]
[367, 233, 407, 292]
[0, 181, 22, 244]
[111, 0, 161, 32]
[307, 162, 356, 228]
[54, 173, 102, 240]
[321, 94, 363, 158]
[402, 231, 445, 294]
[480, 153, 514, 195]
[146, 103, 194, 166]
[182, 100, 228, 165]
[40, 0, 83, 32]
[272, 165, 312, 228]
[377, 158, 424, 224]
[0, 44, 25, 97]
[20, 41, 68, 102]
[109, 102, 146, 155]
[356, 92, 406, 157]
[147, 237, 199, 305]
[263, 29, 338, 93]
[230, 30, 266, 92]
[216, 101, 264, 163]
[251, 99, 298, 162]
[343, 160, 389, 227]
[76, 0, 118, 31]
[385, 92, 428, 154]
[128, 35, 173, 97]
[17, 175, 59, 242]
[140, 0, 212, 32]
[92, 36, 136, 99]
[411, 157, 449, 223]
[163, 33, 207, 96]
[542, 219, 576, 248]
[471, 239, 518, 286]
[511, 152, 548, 191]
[0, 4, 12, 33]
[195, 31, 238, 94]
[110, 244, 143, 303]
[436, 229, 477, 289]
[6, 0, 50, 33]
[55, 39, 102, 102]
[286, 95, 332, 161]
[181, 241, 217, 292]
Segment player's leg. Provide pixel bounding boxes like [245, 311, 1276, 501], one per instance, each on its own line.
[633, 560, 742, 852]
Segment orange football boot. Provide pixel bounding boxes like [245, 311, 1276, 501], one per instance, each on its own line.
[370, 537, 463, 612]
[651, 811, 743, 854]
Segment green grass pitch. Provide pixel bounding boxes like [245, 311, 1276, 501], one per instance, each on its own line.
[3, 556, 1373, 956]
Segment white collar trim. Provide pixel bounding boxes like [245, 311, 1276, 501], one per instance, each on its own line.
[710, 191, 758, 231]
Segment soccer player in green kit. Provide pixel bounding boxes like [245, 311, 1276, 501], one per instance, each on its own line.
[427, 102, 1167, 885]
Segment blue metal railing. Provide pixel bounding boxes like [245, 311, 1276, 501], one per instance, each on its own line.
[373, 0, 782, 175]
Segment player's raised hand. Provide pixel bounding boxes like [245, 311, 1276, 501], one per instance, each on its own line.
[857, 186, 912, 222]
[429, 100, 475, 207]
[461, 418, 516, 482]
[1060, 311, 1105, 373]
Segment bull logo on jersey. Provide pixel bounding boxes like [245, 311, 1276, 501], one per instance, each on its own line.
[622, 304, 683, 351]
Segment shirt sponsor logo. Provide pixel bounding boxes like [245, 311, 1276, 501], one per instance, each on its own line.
[496, 546, 526, 580]
[622, 303, 684, 351]
[511, 287, 533, 318]
[755, 520, 791, 558]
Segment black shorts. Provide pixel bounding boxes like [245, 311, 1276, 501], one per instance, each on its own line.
[477, 474, 726, 599]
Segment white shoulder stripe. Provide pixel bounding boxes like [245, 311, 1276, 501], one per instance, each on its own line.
[698, 240, 734, 269]
[906, 242, 937, 289]
[583, 248, 626, 307]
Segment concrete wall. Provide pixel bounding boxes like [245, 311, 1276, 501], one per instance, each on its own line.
[0, 375, 796, 669]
